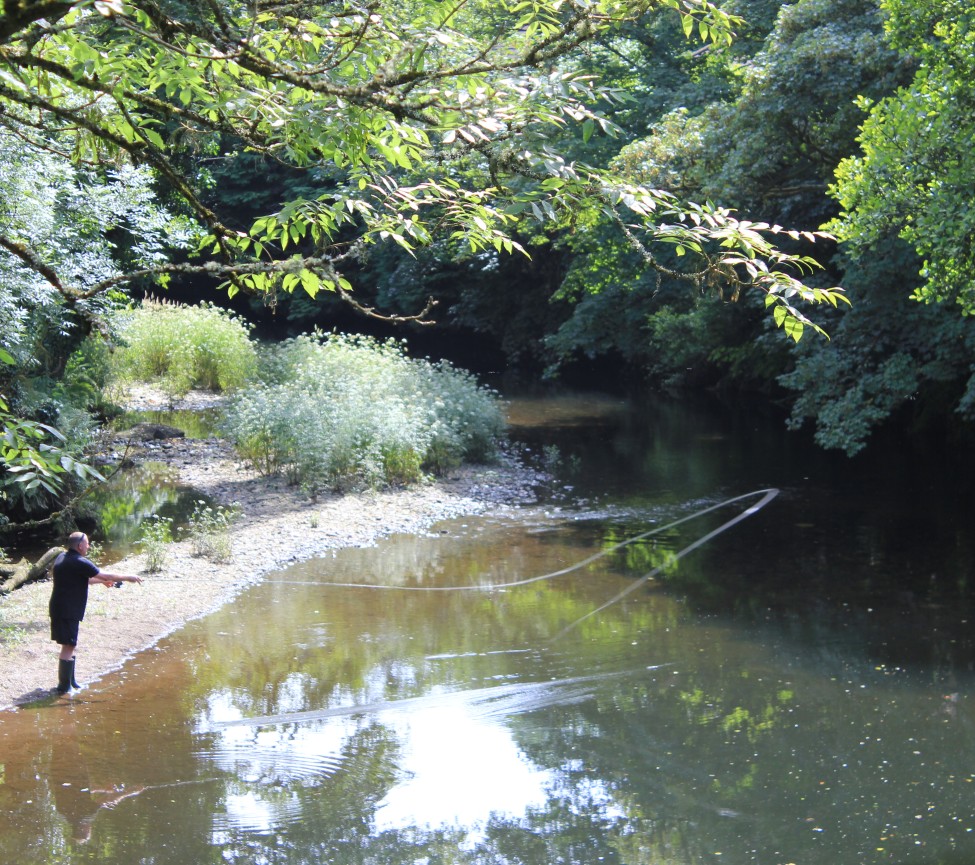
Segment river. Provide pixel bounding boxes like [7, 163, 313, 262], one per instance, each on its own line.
[2, 390, 974, 864]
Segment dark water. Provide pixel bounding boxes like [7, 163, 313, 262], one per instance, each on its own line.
[3, 391, 975, 864]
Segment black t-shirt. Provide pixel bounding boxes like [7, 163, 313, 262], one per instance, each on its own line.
[49, 550, 100, 620]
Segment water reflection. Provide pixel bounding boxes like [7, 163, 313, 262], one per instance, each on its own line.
[3, 392, 975, 865]
[110, 408, 223, 440]
[76, 404, 224, 560]
[84, 462, 218, 561]
[375, 701, 551, 834]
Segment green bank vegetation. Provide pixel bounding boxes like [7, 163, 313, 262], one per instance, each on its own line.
[113, 302, 506, 493]
[108, 300, 505, 493]
[110, 300, 259, 399]
[225, 332, 505, 492]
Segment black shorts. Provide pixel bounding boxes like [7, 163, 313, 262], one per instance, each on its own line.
[51, 617, 80, 646]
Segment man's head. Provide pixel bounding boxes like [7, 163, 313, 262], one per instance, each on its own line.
[67, 532, 90, 554]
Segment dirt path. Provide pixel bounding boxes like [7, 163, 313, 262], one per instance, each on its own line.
[0, 390, 542, 711]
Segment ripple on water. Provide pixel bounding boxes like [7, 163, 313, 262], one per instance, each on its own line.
[197, 741, 346, 785]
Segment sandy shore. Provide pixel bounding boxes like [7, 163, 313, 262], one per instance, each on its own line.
[0, 389, 543, 711]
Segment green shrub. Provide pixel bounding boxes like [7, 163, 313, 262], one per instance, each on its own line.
[0, 393, 103, 517]
[109, 299, 258, 397]
[184, 500, 240, 562]
[56, 337, 113, 415]
[140, 514, 173, 573]
[223, 333, 506, 493]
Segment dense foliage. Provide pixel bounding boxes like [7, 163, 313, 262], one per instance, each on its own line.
[345, 0, 974, 455]
[0, 0, 841, 329]
[108, 299, 258, 397]
[786, 0, 975, 452]
[546, 0, 904, 392]
[223, 333, 506, 492]
[0, 126, 194, 520]
[829, 0, 975, 313]
[272, 0, 885, 372]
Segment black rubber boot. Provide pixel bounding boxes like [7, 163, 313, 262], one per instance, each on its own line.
[70, 657, 80, 689]
[57, 659, 74, 694]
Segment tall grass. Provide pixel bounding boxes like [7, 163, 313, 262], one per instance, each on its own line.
[109, 298, 257, 397]
[223, 333, 506, 492]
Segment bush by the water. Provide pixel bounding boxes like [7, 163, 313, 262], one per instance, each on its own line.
[109, 299, 257, 397]
[184, 500, 240, 562]
[223, 333, 505, 492]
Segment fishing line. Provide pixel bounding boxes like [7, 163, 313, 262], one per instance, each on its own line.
[201, 667, 674, 732]
[188, 492, 777, 734]
[549, 487, 779, 641]
[262, 487, 779, 594]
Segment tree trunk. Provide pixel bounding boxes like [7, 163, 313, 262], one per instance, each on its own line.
[0, 547, 61, 595]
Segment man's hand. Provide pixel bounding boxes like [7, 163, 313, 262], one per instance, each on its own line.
[98, 574, 143, 586]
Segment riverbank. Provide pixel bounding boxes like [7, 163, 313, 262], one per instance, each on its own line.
[0, 389, 545, 711]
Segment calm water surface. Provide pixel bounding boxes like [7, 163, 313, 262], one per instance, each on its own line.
[2, 392, 975, 865]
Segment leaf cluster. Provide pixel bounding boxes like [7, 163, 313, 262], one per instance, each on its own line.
[828, 0, 975, 312]
[1, 346, 106, 518]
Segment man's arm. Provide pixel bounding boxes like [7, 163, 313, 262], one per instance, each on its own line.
[89, 571, 143, 586]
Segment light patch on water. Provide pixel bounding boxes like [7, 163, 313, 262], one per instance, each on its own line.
[212, 791, 303, 837]
[373, 703, 554, 837]
[192, 673, 650, 836]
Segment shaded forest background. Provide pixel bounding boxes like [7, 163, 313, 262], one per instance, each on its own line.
[171, 0, 974, 456]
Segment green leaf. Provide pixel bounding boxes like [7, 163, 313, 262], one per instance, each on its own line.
[299, 270, 320, 298]
[142, 127, 166, 149]
[783, 316, 804, 343]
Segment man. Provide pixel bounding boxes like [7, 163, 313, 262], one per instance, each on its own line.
[50, 531, 142, 694]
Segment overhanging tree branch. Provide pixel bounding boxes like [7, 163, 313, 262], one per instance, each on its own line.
[0, 232, 65, 290]
[0, 0, 839, 339]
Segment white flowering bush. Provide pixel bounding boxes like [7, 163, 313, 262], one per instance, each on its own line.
[109, 299, 258, 397]
[223, 333, 505, 492]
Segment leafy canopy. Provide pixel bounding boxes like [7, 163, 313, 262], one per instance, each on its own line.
[0, 124, 192, 516]
[827, 0, 975, 313]
[0, 0, 844, 338]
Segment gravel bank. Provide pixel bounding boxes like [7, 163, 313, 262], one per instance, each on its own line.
[0, 389, 544, 711]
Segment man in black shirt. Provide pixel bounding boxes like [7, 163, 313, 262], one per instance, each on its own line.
[50, 531, 142, 694]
